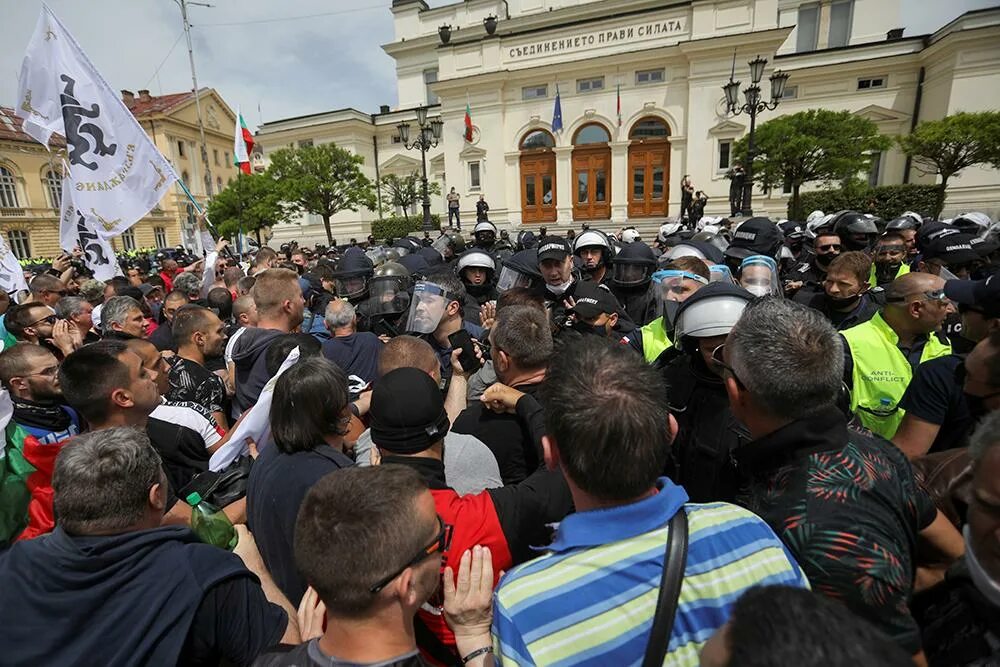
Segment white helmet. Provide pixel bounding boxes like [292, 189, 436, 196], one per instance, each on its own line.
[805, 210, 826, 225]
[672, 283, 754, 348]
[657, 222, 684, 243]
[456, 249, 496, 272]
[621, 227, 641, 243]
[573, 229, 612, 253]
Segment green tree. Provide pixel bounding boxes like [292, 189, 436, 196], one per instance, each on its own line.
[267, 143, 377, 245]
[897, 111, 1000, 217]
[206, 173, 286, 243]
[734, 109, 890, 220]
[378, 172, 441, 222]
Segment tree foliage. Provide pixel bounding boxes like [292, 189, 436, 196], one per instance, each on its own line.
[266, 143, 377, 245]
[897, 111, 1000, 217]
[796, 184, 943, 222]
[378, 172, 441, 222]
[206, 173, 286, 240]
[734, 109, 891, 220]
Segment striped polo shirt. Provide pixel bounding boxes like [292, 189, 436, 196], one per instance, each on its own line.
[492, 478, 809, 666]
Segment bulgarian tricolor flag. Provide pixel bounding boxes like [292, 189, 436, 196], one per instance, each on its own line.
[233, 107, 254, 174]
[464, 99, 474, 143]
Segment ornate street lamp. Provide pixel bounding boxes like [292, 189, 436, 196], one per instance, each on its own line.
[396, 107, 445, 231]
[722, 54, 791, 216]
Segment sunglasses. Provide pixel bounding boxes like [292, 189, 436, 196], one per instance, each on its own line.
[710, 344, 745, 388]
[27, 314, 58, 327]
[368, 515, 452, 594]
[817, 243, 842, 252]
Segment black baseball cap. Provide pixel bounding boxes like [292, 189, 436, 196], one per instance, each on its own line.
[537, 236, 572, 263]
[922, 232, 980, 265]
[370, 367, 450, 454]
[724, 217, 783, 260]
[570, 281, 620, 319]
[944, 270, 1000, 319]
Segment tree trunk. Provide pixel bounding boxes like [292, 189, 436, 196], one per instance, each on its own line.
[934, 177, 949, 219]
[322, 214, 334, 246]
[255, 228, 262, 245]
[791, 183, 802, 221]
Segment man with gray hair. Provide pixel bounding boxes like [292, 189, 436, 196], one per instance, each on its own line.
[101, 295, 147, 339]
[321, 298, 382, 388]
[55, 296, 98, 344]
[0, 427, 299, 664]
[173, 271, 203, 301]
[722, 297, 963, 661]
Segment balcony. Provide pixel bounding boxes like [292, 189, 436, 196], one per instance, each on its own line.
[0, 207, 57, 220]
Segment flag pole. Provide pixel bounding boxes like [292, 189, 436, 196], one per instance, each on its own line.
[176, 178, 238, 261]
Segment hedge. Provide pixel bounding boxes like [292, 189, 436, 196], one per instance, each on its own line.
[371, 214, 441, 241]
[794, 184, 943, 221]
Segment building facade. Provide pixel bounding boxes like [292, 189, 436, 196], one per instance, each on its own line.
[0, 88, 238, 260]
[258, 0, 1000, 244]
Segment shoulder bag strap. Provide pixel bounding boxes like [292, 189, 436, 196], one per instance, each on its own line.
[641, 507, 690, 667]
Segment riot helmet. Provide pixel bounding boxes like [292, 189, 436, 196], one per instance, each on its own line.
[651, 268, 709, 326]
[473, 221, 498, 249]
[332, 248, 375, 300]
[431, 230, 466, 261]
[456, 249, 497, 298]
[831, 210, 878, 251]
[611, 241, 656, 287]
[672, 282, 754, 352]
[497, 248, 542, 292]
[515, 230, 538, 251]
[573, 229, 613, 273]
[952, 212, 992, 236]
[368, 261, 412, 316]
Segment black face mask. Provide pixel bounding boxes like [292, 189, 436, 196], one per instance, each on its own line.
[815, 252, 839, 269]
[874, 262, 902, 285]
[825, 292, 862, 311]
[465, 282, 491, 299]
[572, 321, 608, 337]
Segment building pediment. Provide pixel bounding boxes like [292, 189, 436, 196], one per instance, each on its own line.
[853, 105, 910, 125]
[459, 144, 487, 159]
[379, 153, 421, 173]
[708, 120, 746, 136]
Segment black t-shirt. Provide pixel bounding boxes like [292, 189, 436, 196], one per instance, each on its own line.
[180, 574, 288, 666]
[899, 354, 973, 453]
[168, 356, 227, 415]
[147, 402, 224, 495]
[149, 320, 174, 351]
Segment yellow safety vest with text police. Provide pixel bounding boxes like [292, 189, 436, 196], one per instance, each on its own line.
[841, 312, 951, 439]
[640, 316, 673, 364]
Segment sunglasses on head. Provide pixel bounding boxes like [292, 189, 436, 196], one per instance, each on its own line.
[886, 289, 949, 304]
[368, 515, 452, 594]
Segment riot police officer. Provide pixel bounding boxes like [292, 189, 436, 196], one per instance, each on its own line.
[609, 241, 658, 325]
[572, 229, 614, 285]
[356, 261, 412, 337]
[456, 248, 499, 324]
[664, 282, 754, 502]
[330, 247, 375, 305]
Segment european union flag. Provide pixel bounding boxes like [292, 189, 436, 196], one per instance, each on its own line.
[552, 85, 563, 133]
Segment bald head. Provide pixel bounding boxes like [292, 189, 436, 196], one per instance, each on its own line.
[378, 335, 439, 379]
[885, 272, 946, 305]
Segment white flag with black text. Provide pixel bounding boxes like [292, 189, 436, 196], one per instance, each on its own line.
[59, 175, 118, 281]
[16, 5, 178, 238]
[0, 237, 29, 300]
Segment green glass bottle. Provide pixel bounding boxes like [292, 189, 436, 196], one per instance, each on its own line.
[186, 492, 238, 550]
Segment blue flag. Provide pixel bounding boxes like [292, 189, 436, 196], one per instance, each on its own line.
[552, 85, 563, 133]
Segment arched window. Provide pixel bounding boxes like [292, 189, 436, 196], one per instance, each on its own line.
[572, 124, 611, 145]
[629, 117, 670, 141]
[520, 130, 555, 150]
[44, 169, 62, 208]
[0, 167, 19, 208]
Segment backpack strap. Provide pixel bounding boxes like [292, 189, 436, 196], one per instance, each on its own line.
[641, 508, 690, 667]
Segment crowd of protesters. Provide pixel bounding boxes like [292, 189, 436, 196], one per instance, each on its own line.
[0, 206, 997, 666]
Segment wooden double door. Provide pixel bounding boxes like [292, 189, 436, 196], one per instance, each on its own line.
[628, 142, 669, 218]
[572, 147, 611, 221]
[520, 151, 557, 223]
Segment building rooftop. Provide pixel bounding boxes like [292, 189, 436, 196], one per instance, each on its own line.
[121, 88, 210, 117]
[0, 106, 65, 147]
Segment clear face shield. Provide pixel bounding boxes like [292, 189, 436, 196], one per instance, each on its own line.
[431, 235, 453, 260]
[335, 274, 369, 300]
[708, 265, 735, 284]
[405, 281, 452, 334]
[651, 270, 708, 325]
[365, 247, 387, 268]
[738, 256, 781, 297]
[368, 277, 411, 316]
[612, 262, 654, 287]
[497, 265, 533, 292]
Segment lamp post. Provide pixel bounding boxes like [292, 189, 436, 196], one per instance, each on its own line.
[396, 107, 444, 232]
[722, 54, 790, 216]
